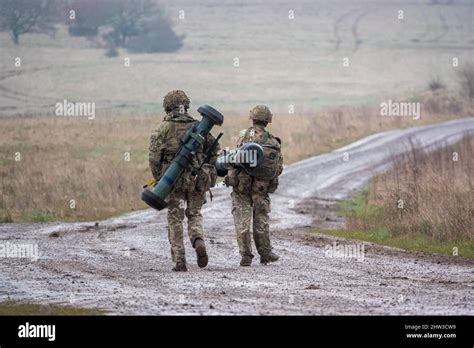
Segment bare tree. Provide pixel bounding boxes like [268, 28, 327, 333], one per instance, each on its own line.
[0, 0, 56, 44]
[67, 0, 115, 37]
[103, 0, 153, 47]
[102, 0, 183, 55]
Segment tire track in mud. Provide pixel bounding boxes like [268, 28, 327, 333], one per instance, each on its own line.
[0, 68, 58, 103]
[0, 64, 132, 114]
[330, 10, 353, 54]
[411, 12, 432, 43]
[327, 7, 370, 56]
[0, 70, 32, 104]
[0, 65, 149, 112]
[411, 7, 452, 44]
[426, 13, 450, 43]
[351, 9, 369, 52]
[0, 68, 61, 113]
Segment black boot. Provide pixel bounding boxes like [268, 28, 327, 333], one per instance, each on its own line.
[260, 251, 279, 264]
[172, 261, 187, 272]
[194, 238, 208, 268]
[240, 255, 253, 267]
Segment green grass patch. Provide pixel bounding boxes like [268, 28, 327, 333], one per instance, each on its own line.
[333, 189, 474, 257]
[21, 211, 55, 223]
[0, 301, 106, 315]
[337, 189, 383, 219]
[311, 228, 474, 258]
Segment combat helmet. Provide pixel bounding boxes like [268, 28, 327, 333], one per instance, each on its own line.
[163, 90, 190, 112]
[249, 105, 272, 123]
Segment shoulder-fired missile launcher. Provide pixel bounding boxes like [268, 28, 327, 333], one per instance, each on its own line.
[215, 142, 264, 177]
[141, 105, 224, 210]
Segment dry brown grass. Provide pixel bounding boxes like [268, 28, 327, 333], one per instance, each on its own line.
[347, 134, 474, 241]
[0, 115, 152, 222]
[457, 61, 474, 100]
[0, 92, 469, 222]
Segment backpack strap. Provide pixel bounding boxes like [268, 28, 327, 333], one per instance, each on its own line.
[262, 130, 271, 144]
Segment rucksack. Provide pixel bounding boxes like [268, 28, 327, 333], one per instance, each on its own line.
[242, 128, 281, 180]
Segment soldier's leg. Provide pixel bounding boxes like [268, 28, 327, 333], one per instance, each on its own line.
[252, 193, 272, 256]
[185, 190, 205, 245]
[185, 189, 208, 268]
[167, 190, 186, 264]
[231, 191, 254, 259]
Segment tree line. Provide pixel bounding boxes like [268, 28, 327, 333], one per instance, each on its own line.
[0, 0, 184, 55]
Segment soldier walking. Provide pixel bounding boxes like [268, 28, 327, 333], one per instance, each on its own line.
[148, 90, 220, 272]
[225, 105, 284, 266]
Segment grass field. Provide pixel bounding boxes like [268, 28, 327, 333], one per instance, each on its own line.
[0, 94, 469, 223]
[0, 0, 473, 223]
[0, 0, 473, 115]
[312, 228, 474, 258]
[335, 134, 474, 255]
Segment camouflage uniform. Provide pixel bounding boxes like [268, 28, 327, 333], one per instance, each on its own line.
[149, 91, 219, 267]
[225, 105, 283, 264]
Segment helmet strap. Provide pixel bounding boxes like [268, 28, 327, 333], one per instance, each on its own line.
[253, 120, 268, 127]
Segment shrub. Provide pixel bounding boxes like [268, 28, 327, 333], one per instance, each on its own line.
[457, 62, 474, 100]
[428, 76, 445, 91]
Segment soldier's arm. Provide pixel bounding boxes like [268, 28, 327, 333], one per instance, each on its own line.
[148, 123, 167, 179]
[275, 137, 284, 176]
[277, 152, 284, 176]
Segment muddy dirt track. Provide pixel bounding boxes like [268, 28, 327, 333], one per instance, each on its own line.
[1, 118, 473, 315]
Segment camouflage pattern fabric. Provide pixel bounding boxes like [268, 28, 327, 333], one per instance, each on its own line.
[149, 109, 220, 263]
[167, 188, 206, 263]
[228, 122, 283, 258]
[232, 190, 271, 258]
[249, 104, 273, 123]
[162, 90, 190, 113]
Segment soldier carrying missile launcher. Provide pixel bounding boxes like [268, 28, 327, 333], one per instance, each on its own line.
[148, 90, 221, 272]
[224, 105, 283, 267]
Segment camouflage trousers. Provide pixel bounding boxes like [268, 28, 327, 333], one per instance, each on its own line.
[231, 190, 272, 258]
[167, 188, 206, 263]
